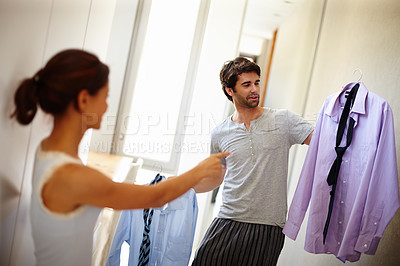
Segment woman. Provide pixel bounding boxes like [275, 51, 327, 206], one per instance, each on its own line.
[12, 49, 229, 266]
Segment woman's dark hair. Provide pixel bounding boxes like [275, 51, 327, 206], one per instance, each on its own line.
[219, 57, 261, 102]
[12, 49, 109, 125]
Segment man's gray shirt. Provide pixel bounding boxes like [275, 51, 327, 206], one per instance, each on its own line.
[211, 108, 314, 227]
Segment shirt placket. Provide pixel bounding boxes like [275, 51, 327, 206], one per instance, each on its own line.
[248, 124, 256, 165]
[337, 157, 349, 245]
[152, 209, 167, 266]
[334, 125, 351, 248]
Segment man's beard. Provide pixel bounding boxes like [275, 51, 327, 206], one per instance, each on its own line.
[236, 93, 259, 108]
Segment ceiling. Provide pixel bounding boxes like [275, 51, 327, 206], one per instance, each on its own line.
[242, 0, 306, 39]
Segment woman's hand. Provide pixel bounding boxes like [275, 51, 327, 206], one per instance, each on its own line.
[193, 152, 231, 193]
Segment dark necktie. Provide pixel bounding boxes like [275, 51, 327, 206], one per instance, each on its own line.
[323, 83, 359, 244]
[137, 174, 164, 266]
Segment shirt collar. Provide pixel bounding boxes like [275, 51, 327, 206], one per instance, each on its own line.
[152, 175, 193, 211]
[165, 196, 185, 210]
[325, 82, 368, 120]
[159, 188, 193, 211]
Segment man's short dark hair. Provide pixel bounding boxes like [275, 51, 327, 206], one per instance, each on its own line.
[219, 57, 261, 102]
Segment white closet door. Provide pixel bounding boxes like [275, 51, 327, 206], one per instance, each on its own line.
[0, 0, 116, 265]
[0, 1, 53, 265]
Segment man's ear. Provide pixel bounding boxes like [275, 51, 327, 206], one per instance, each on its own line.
[77, 89, 90, 112]
[226, 87, 234, 97]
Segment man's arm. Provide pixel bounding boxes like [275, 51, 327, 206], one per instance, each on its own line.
[302, 130, 314, 145]
[193, 167, 226, 193]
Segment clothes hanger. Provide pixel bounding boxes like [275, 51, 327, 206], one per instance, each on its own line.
[345, 68, 362, 97]
[152, 162, 163, 174]
[340, 69, 361, 109]
[353, 68, 363, 82]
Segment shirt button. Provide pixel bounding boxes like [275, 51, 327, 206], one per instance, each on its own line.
[364, 244, 368, 248]
[337, 242, 341, 245]
[345, 160, 349, 163]
[338, 221, 342, 224]
[374, 222, 377, 225]
[343, 180, 347, 184]
[154, 246, 157, 249]
[340, 201, 344, 204]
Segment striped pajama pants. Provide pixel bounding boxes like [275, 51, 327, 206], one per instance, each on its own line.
[191, 218, 285, 266]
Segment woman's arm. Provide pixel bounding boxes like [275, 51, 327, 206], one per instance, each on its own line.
[42, 152, 230, 213]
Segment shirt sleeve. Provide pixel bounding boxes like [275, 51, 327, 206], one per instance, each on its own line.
[354, 104, 400, 254]
[282, 109, 323, 240]
[188, 191, 199, 261]
[106, 210, 131, 266]
[191, 191, 199, 244]
[210, 128, 221, 154]
[287, 110, 314, 145]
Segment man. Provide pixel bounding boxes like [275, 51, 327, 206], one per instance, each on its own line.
[192, 57, 314, 266]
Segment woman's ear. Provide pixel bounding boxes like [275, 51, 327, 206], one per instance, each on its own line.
[76, 89, 90, 112]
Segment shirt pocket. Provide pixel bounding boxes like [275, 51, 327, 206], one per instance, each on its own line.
[163, 236, 190, 266]
[255, 126, 281, 150]
[354, 144, 370, 177]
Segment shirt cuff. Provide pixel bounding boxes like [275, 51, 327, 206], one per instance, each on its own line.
[354, 235, 381, 255]
[282, 220, 300, 240]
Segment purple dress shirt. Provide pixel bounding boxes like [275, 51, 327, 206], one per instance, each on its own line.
[283, 82, 399, 262]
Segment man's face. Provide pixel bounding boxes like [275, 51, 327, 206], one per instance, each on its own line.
[229, 72, 260, 108]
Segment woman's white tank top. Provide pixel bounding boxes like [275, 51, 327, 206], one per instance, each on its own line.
[30, 145, 101, 266]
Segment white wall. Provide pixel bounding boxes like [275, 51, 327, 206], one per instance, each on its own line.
[1, 2, 50, 265]
[265, 0, 400, 265]
[265, 0, 325, 117]
[0, 0, 116, 265]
